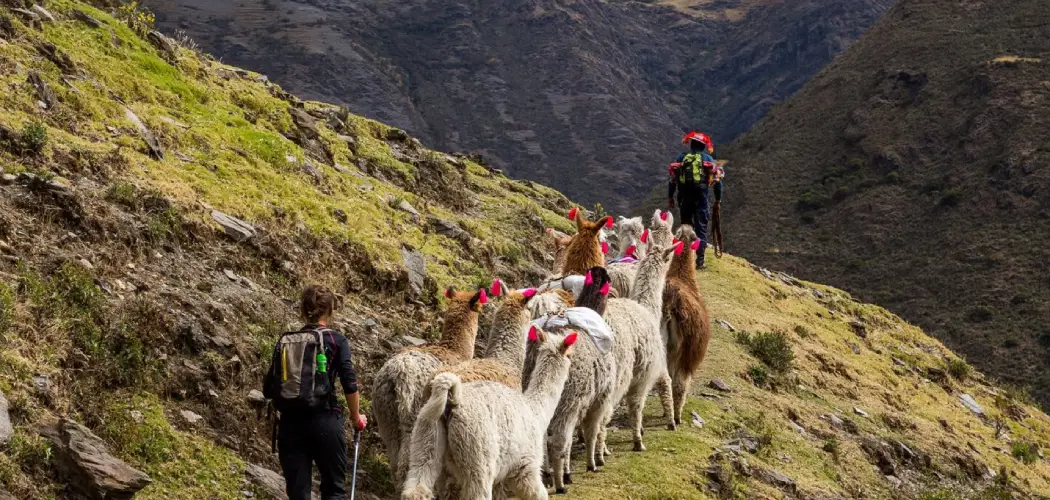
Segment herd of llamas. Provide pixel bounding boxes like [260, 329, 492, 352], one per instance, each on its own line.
[373, 207, 712, 500]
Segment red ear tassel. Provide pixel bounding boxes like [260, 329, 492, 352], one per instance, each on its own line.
[601, 241, 609, 254]
[674, 241, 685, 256]
[522, 288, 537, 298]
[604, 217, 614, 229]
[640, 229, 649, 244]
[546, 227, 553, 233]
[691, 240, 701, 251]
[625, 245, 636, 257]
[660, 211, 669, 221]
[564, 332, 578, 347]
[600, 283, 611, 296]
[477, 288, 488, 305]
[445, 288, 454, 299]
[567, 207, 579, 220]
[585, 271, 593, 285]
[490, 278, 503, 297]
[672, 238, 679, 245]
[528, 326, 539, 342]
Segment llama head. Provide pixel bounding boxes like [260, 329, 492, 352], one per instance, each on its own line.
[527, 327, 577, 357]
[572, 208, 613, 236]
[576, 266, 611, 315]
[648, 209, 675, 248]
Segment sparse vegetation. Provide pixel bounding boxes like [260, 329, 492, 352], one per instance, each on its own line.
[746, 364, 770, 388]
[1012, 442, 1040, 465]
[822, 437, 840, 460]
[947, 358, 972, 381]
[19, 122, 48, 156]
[0, 281, 13, 335]
[735, 329, 795, 374]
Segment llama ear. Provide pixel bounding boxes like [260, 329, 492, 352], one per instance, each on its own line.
[567, 207, 579, 221]
[445, 287, 455, 299]
[640, 229, 649, 244]
[625, 245, 636, 257]
[546, 227, 553, 234]
[674, 241, 685, 256]
[585, 271, 593, 286]
[660, 211, 669, 222]
[562, 332, 579, 353]
[600, 283, 611, 296]
[691, 239, 701, 251]
[528, 326, 539, 343]
[477, 288, 489, 305]
[521, 288, 537, 300]
[490, 278, 503, 297]
[603, 216, 614, 229]
[601, 241, 609, 254]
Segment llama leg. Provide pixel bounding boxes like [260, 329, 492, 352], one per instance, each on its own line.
[550, 428, 573, 494]
[508, 468, 550, 500]
[673, 375, 690, 427]
[460, 477, 494, 500]
[396, 438, 413, 490]
[598, 412, 613, 461]
[582, 406, 605, 472]
[625, 384, 648, 452]
[658, 372, 676, 430]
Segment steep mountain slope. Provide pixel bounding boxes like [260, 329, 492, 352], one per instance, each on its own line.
[723, 0, 1050, 407]
[145, 0, 893, 212]
[1, 2, 1049, 499]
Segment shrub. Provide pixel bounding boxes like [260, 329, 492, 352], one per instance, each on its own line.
[939, 187, 964, 206]
[947, 358, 971, 381]
[797, 190, 829, 211]
[1011, 442, 1039, 465]
[966, 305, 995, 323]
[747, 364, 770, 388]
[737, 330, 795, 374]
[793, 325, 812, 338]
[19, 122, 47, 155]
[106, 181, 138, 208]
[116, 1, 156, 37]
[0, 281, 13, 335]
[822, 437, 840, 460]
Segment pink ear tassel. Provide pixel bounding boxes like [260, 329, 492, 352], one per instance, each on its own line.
[601, 241, 609, 254]
[625, 245, 636, 257]
[600, 282, 611, 296]
[522, 288, 537, 298]
[660, 211, 668, 221]
[477, 288, 488, 305]
[604, 217, 614, 229]
[585, 271, 593, 285]
[546, 227, 553, 233]
[691, 240, 701, 251]
[490, 278, 503, 297]
[640, 229, 649, 244]
[674, 241, 685, 256]
[564, 332, 579, 347]
[528, 326, 539, 342]
[567, 207, 579, 220]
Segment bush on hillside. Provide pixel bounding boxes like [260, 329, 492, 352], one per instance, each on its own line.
[19, 122, 47, 156]
[1012, 442, 1040, 465]
[736, 329, 795, 374]
[947, 358, 972, 381]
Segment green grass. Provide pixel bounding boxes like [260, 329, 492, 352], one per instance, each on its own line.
[98, 393, 260, 499]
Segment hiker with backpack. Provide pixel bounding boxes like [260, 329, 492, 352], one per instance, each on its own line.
[263, 285, 367, 500]
[667, 130, 725, 268]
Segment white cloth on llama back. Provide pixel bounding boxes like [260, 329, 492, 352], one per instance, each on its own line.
[536, 274, 586, 299]
[531, 307, 614, 353]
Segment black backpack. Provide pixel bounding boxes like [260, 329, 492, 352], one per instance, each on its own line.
[263, 328, 334, 413]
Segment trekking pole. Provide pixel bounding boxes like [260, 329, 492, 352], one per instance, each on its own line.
[349, 428, 361, 500]
[711, 201, 724, 258]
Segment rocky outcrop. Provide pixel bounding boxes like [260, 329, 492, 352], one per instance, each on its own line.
[0, 390, 11, 445]
[42, 418, 151, 499]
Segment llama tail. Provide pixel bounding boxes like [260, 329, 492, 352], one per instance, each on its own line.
[401, 373, 461, 500]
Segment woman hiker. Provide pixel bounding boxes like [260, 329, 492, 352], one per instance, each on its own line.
[264, 285, 368, 500]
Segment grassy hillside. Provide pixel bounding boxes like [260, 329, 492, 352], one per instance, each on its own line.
[0, 1, 1047, 499]
[721, 0, 1050, 410]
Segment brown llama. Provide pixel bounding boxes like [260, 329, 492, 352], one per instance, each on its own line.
[660, 225, 712, 429]
[562, 207, 613, 276]
[547, 227, 574, 278]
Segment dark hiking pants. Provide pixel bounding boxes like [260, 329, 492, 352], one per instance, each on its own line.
[678, 184, 710, 266]
[278, 411, 348, 500]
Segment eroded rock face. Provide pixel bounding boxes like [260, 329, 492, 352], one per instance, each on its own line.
[43, 418, 151, 500]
